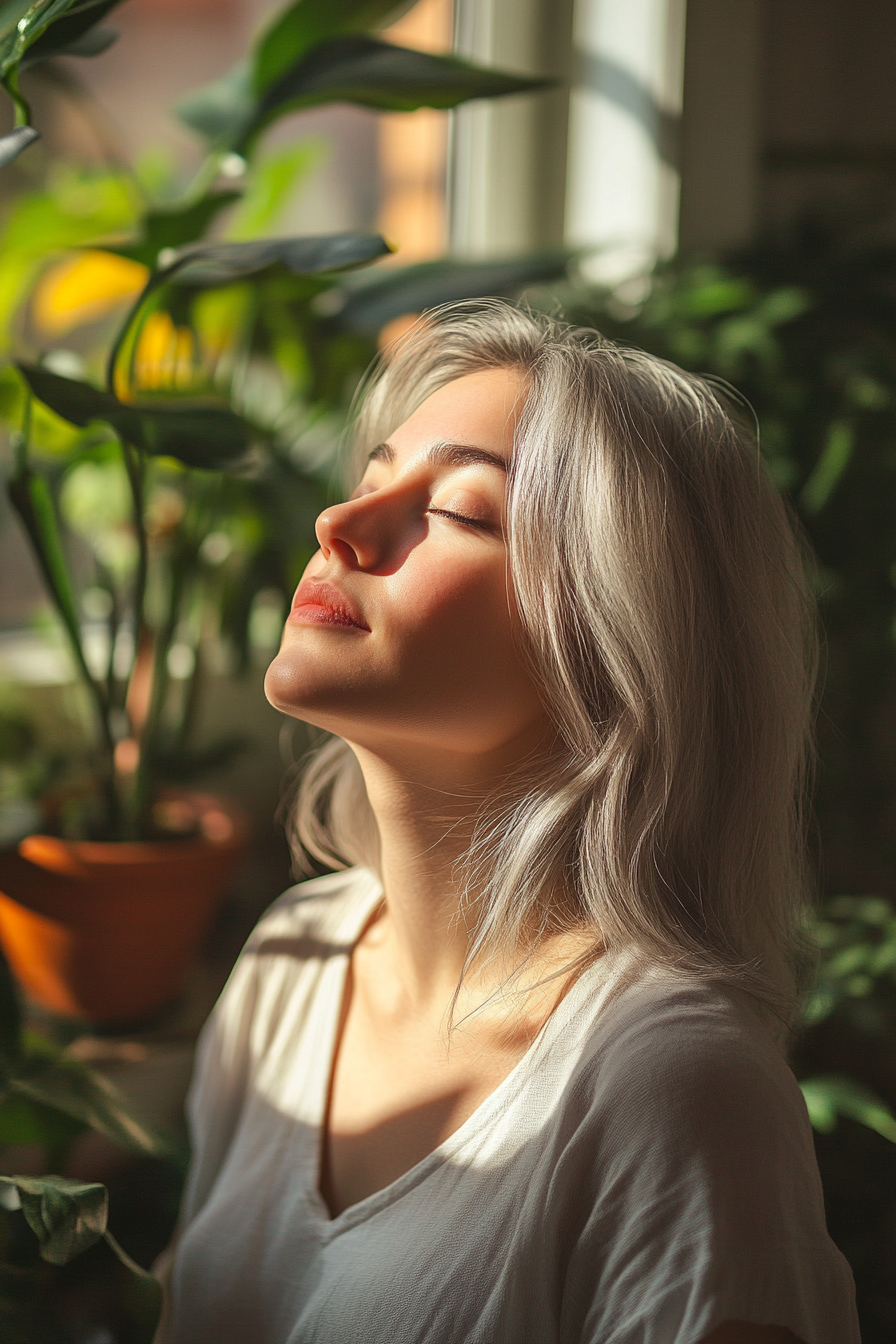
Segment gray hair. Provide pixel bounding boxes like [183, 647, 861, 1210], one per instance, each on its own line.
[290, 300, 818, 1022]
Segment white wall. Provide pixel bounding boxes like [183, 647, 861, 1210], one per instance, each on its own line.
[564, 0, 687, 281]
[449, 0, 574, 255]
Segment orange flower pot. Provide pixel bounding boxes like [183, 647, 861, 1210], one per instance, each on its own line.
[0, 795, 248, 1026]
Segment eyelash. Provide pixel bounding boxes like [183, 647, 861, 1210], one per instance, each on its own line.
[427, 507, 490, 531]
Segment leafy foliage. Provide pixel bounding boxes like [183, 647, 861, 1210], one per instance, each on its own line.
[0, 948, 169, 1339]
[0, 0, 127, 159]
[329, 252, 572, 333]
[17, 363, 253, 468]
[156, 230, 392, 287]
[176, 0, 550, 152]
[2, 1173, 107, 1265]
[0, 0, 554, 842]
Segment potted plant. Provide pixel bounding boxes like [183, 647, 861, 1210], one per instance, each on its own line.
[0, 0, 553, 1024]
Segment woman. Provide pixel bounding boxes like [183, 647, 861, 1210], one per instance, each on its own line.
[164, 302, 860, 1344]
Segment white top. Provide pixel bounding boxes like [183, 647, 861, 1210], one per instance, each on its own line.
[166, 867, 860, 1344]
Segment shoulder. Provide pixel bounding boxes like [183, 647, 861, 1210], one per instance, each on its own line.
[562, 970, 813, 1185]
[241, 864, 382, 961]
[589, 972, 797, 1111]
[197, 865, 381, 1058]
[557, 972, 859, 1344]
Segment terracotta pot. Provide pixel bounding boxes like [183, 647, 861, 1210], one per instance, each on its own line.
[0, 794, 248, 1026]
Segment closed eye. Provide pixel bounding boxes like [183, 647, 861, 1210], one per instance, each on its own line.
[427, 507, 492, 532]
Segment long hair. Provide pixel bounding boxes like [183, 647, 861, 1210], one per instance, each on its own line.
[289, 300, 818, 1021]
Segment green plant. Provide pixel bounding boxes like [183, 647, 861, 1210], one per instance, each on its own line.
[0, 0, 552, 839]
[0, 944, 173, 1341]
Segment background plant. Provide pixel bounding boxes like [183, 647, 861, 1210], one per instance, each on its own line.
[0, 0, 551, 841]
[0, 943, 173, 1342]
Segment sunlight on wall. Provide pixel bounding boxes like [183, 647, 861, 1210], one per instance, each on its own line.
[377, 0, 453, 265]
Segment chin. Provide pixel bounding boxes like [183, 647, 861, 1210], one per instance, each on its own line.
[264, 649, 313, 717]
[263, 649, 351, 733]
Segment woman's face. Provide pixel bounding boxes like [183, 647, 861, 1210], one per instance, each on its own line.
[265, 367, 547, 763]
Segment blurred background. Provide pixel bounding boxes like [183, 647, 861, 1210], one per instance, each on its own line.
[0, 2, 893, 1341]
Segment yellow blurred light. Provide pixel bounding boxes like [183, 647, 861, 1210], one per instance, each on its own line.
[32, 250, 149, 337]
[132, 310, 196, 393]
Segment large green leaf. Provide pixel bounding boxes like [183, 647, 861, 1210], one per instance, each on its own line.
[0, 0, 124, 79]
[11, 1055, 181, 1160]
[253, 0, 418, 92]
[252, 36, 552, 135]
[18, 0, 123, 68]
[180, 35, 551, 150]
[0, 1174, 107, 1265]
[157, 230, 392, 287]
[329, 252, 571, 332]
[109, 190, 242, 268]
[17, 363, 252, 469]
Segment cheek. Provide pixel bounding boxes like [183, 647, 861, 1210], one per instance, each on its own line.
[391, 557, 512, 654]
[388, 559, 538, 719]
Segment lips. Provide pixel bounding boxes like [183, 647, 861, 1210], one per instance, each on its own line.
[289, 579, 369, 631]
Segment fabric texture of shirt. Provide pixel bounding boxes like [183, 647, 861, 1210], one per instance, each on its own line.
[165, 866, 860, 1344]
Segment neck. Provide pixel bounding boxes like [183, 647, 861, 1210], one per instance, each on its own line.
[347, 730, 546, 1007]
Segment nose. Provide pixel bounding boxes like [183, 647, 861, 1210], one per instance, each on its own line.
[314, 489, 418, 574]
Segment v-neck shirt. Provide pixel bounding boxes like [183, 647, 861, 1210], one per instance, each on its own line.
[165, 866, 859, 1344]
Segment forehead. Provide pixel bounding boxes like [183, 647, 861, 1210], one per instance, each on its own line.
[387, 368, 525, 465]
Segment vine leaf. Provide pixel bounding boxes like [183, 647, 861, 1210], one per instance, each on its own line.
[7, 466, 83, 645]
[0, 0, 126, 81]
[0, 1173, 107, 1265]
[18, 0, 123, 69]
[327, 251, 572, 333]
[0, 1174, 163, 1340]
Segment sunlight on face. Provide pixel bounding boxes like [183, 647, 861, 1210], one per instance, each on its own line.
[265, 368, 547, 765]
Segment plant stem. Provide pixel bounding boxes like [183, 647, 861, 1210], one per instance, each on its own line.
[95, 561, 121, 708]
[132, 542, 187, 835]
[106, 274, 156, 398]
[121, 440, 149, 650]
[12, 394, 30, 472]
[2, 70, 31, 129]
[182, 148, 227, 206]
[8, 396, 119, 833]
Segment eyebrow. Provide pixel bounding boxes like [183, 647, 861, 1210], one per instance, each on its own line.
[368, 439, 509, 473]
